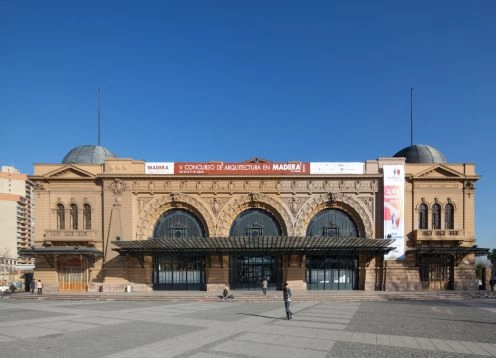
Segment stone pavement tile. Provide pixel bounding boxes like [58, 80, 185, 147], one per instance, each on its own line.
[415, 337, 438, 351]
[34, 320, 98, 332]
[388, 335, 405, 347]
[445, 339, 473, 354]
[73, 317, 128, 325]
[402, 336, 421, 349]
[376, 334, 390, 346]
[477, 343, 496, 356]
[210, 340, 328, 358]
[188, 353, 224, 358]
[0, 335, 15, 343]
[349, 332, 365, 343]
[362, 333, 377, 345]
[236, 332, 335, 351]
[336, 331, 353, 341]
[459, 341, 495, 356]
[271, 319, 346, 331]
[429, 338, 456, 352]
[250, 325, 342, 341]
[0, 325, 61, 339]
[298, 314, 350, 324]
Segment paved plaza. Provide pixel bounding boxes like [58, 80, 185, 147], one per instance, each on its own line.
[0, 294, 495, 357]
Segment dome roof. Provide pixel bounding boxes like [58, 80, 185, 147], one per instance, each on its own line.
[62, 145, 117, 164]
[393, 144, 447, 164]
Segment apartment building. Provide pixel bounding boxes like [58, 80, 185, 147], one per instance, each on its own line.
[0, 166, 35, 285]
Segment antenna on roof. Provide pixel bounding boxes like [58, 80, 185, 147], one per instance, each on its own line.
[410, 88, 413, 147]
[97, 88, 101, 146]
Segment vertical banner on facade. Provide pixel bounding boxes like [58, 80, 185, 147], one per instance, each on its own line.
[383, 165, 405, 260]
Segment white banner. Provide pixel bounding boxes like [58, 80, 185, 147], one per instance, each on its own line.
[310, 162, 364, 174]
[145, 162, 174, 174]
[383, 165, 405, 260]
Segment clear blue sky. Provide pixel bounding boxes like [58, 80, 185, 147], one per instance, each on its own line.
[1, 1, 494, 249]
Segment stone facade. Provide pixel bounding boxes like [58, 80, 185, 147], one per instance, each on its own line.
[29, 156, 481, 292]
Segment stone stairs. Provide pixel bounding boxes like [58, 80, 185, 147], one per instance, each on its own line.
[7, 290, 495, 302]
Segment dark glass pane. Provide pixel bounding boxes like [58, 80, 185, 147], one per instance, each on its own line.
[306, 208, 358, 237]
[432, 204, 441, 229]
[445, 203, 454, 229]
[419, 204, 428, 229]
[153, 209, 205, 238]
[83, 204, 91, 230]
[229, 209, 282, 236]
[57, 204, 65, 230]
[70, 204, 78, 230]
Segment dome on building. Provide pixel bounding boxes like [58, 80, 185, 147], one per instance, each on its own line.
[393, 144, 447, 164]
[62, 145, 117, 164]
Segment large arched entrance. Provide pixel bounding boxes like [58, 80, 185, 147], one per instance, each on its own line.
[152, 209, 206, 290]
[229, 208, 283, 290]
[306, 208, 360, 290]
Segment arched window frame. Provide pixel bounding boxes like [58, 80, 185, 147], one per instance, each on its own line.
[444, 202, 455, 229]
[57, 203, 65, 230]
[70, 203, 78, 230]
[432, 202, 441, 229]
[83, 203, 91, 230]
[418, 202, 428, 230]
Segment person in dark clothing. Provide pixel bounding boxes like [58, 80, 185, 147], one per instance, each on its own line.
[283, 282, 293, 320]
[490, 277, 496, 291]
[222, 285, 229, 300]
[30, 279, 35, 294]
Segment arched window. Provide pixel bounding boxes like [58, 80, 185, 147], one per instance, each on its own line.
[445, 203, 454, 229]
[83, 204, 91, 230]
[306, 208, 358, 237]
[153, 209, 205, 238]
[432, 203, 441, 229]
[70, 204, 78, 230]
[418, 203, 428, 229]
[57, 204, 65, 230]
[230, 209, 282, 237]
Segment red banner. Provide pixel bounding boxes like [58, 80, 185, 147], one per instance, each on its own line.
[174, 162, 309, 175]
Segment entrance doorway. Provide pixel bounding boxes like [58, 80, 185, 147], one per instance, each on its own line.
[229, 208, 284, 290]
[418, 254, 454, 290]
[153, 255, 205, 290]
[306, 256, 358, 290]
[58, 267, 88, 291]
[57, 256, 89, 291]
[230, 255, 282, 290]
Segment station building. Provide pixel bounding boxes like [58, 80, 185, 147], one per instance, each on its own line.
[25, 144, 487, 292]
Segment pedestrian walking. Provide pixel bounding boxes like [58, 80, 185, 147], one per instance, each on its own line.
[30, 279, 35, 294]
[283, 282, 293, 320]
[490, 277, 496, 291]
[37, 279, 43, 294]
[261, 278, 268, 295]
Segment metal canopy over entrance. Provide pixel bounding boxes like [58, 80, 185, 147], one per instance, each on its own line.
[112, 236, 396, 256]
[113, 236, 394, 291]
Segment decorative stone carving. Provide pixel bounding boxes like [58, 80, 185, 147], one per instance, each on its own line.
[109, 179, 126, 196]
[370, 180, 378, 192]
[137, 197, 153, 213]
[211, 197, 220, 213]
[34, 182, 45, 191]
[464, 181, 475, 197]
[216, 193, 294, 236]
